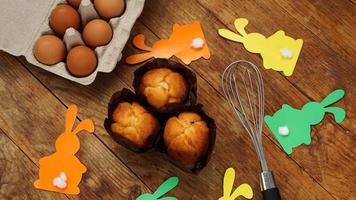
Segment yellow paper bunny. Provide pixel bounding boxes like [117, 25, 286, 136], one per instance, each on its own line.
[219, 168, 253, 200]
[218, 18, 303, 76]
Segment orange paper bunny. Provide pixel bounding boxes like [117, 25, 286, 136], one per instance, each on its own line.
[126, 20, 211, 65]
[34, 105, 94, 194]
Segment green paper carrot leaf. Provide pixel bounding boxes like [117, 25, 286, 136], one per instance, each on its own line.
[136, 177, 179, 200]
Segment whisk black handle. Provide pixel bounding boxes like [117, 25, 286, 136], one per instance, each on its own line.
[260, 171, 282, 200]
[263, 187, 282, 200]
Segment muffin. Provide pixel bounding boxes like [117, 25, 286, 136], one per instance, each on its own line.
[139, 68, 188, 109]
[111, 102, 159, 149]
[163, 112, 210, 166]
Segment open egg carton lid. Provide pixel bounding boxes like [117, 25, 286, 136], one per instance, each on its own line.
[0, 0, 145, 85]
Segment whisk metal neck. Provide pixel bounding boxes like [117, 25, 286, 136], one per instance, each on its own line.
[260, 171, 276, 191]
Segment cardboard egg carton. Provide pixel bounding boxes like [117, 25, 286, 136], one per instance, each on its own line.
[0, 0, 145, 85]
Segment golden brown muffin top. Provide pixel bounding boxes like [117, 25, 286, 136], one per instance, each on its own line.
[164, 112, 209, 165]
[111, 102, 159, 148]
[139, 68, 187, 109]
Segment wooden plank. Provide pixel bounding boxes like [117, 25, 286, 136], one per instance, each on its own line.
[0, 129, 68, 200]
[136, 1, 356, 199]
[0, 53, 151, 199]
[18, 22, 337, 199]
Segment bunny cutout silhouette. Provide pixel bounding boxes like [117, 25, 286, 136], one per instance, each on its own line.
[219, 168, 253, 200]
[126, 21, 211, 65]
[265, 89, 346, 154]
[218, 18, 303, 76]
[34, 105, 94, 194]
[136, 177, 179, 200]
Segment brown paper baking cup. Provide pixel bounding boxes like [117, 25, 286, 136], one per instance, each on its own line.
[133, 59, 198, 114]
[104, 88, 161, 152]
[158, 104, 217, 173]
[106, 59, 214, 172]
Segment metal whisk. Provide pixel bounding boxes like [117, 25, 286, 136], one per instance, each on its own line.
[221, 60, 281, 200]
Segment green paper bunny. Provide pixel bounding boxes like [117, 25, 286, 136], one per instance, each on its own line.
[264, 89, 346, 154]
[136, 177, 179, 200]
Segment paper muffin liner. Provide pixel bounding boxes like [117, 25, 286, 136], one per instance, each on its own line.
[157, 104, 216, 173]
[105, 59, 214, 172]
[105, 88, 216, 172]
[132, 59, 198, 114]
[104, 88, 161, 152]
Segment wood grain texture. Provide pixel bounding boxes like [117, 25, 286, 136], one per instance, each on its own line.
[136, 0, 356, 199]
[19, 55, 335, 200]
[0, 129, 68, 200]
[18, 22, 341, 199]
[0, 0, 355, 199]
[0, 53, 151, 200]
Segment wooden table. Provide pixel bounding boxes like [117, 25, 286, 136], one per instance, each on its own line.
[0, 0, 355, 199]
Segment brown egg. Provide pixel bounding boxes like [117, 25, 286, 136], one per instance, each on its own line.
[33, 35, 66, 65]
[49, 4, 81, 36]
[94, 0, 125, 20]
[67, 0, 81, 9]
[83, 19, 113, 48]
[66, 46, 97, 77]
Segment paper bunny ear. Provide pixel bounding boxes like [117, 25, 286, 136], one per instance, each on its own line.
[158, 197, 177, 200]
[126, 34, 155, 64]
[220, 168, 253, 200]
[64, 105, 94, 135]
[136, 177, 179, 200]
[126, 52, 155, 65]
[234, 18, 248, 36]
[152, 177, 179, 199]
[218, 18, 249, 43]
[218, 29, 244, 43]
[320, 89, 346, 123]
[320, 89, 345, 107]
[65, 105, 78, 133]
[132, 34, 153, 51]
[222, 168, 235, 198]
[324, 107, 346, 123]
[230, 183, 253, 199]
[72, 119, 95, 135]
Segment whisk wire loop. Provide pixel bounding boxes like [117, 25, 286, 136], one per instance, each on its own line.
[222, 60, 281, 199]
[222, 60, 268, 172]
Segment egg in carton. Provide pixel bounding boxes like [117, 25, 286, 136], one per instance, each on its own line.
[0, 0, 145, 85]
